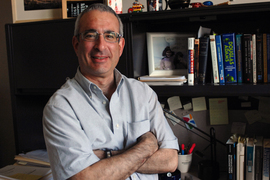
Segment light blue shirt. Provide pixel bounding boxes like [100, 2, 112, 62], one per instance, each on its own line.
[43, 68, 179, 180]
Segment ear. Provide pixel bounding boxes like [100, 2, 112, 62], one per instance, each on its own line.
[72, 36, 79, 56]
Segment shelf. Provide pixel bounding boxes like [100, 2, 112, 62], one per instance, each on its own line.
[150, 83, 270, 97]
[121, 2, 270, 22]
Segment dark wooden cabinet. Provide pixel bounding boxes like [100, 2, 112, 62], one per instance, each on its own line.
[6, 2, 270, 153]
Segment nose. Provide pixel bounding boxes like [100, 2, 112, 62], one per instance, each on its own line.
[94, 34, 106, 51]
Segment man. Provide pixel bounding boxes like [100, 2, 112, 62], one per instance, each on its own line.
[43, 3, 179, 180]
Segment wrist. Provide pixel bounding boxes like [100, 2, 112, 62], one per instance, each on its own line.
[105, 150, 112, 158]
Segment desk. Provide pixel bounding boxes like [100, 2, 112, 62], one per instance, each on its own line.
[182, 166, 226, 180]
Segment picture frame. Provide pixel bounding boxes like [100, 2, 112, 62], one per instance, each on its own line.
[11, 0, 62, 23]
[147, 32, 195, 76]
[62, 0, 105, 19]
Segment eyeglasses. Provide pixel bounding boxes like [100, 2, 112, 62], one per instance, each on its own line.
[77, 30, 122, 43]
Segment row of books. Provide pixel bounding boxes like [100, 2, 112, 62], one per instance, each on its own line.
[188, 32, 270, 85]
[226, 135, 270, 180]
[66, 0, 121, 18]
[66, 1, 96, 17]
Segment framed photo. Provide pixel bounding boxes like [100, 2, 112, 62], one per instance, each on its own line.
[147, 32, 194, 76]
[12, 0, 62, 23]
[62, 0, 105, 19]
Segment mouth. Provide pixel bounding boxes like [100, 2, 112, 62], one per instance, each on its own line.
[92, 55, 108, 62]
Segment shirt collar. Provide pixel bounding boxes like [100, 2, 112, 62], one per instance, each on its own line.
[74, 67, 124, 97]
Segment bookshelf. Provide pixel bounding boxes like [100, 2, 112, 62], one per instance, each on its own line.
[119, 2, 270, 98]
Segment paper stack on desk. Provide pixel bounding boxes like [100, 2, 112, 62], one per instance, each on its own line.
[0, 165, 52, 180]
[138, 75, 187, 86]
[14, 149, 50, 167]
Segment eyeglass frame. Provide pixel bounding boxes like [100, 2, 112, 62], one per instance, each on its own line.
[76, 30, 123, 43]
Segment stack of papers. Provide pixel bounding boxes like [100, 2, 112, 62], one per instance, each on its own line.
[138, 75, 187, 86]
[15, 149, 50, 167]
[0, 165, 52, 180]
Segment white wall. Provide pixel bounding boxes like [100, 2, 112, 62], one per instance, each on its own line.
[123, 0, 270, 13]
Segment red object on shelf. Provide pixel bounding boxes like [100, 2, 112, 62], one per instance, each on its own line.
[190, 2, 202, 8]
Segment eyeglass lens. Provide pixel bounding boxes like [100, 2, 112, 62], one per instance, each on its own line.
[82, 31, 120, 42]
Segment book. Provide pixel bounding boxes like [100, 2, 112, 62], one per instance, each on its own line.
[194, 39, 200, 84]
[198, 36, 210, 84]
[256, 33, 263, 83]
[243, 34, 253, 83]
[237, 137, 245, 180]
[138, 75, 187, 82]
[227, 138, 237, 180]
[222, 33, 237, 83]
[255, 136, 264, 180]
[236, 34, 243, 83]
[263, 33, 268, 83]
[262, 138, 270, 180]
[246, 137, 255, 180]
[188, 37, 195, 85]
[267, 34, 270, 82]
[142, 81, 185, 86]
[252, 34, 257, 84]
[210, 35, 219, 84]
[216, 34, 225, 84]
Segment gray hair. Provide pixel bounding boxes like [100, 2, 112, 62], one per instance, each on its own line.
[74, 3, 123, 37]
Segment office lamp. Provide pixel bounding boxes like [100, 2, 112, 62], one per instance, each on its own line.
[163, 108, 226, 180]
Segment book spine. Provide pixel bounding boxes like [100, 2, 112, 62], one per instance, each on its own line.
[76, 3, 80, 17]
[210, 35, 219, 84]
[246, 138, 255, 180]
[255, 144, 263, 180]
[237, 142, 245, 180]
[80, 3, 88, 13]
[267, 34, 270, 82]
[227, 141, 237, 180]
[194, 39, 200, 84]
[243, 34, 252, 83]
[188, 37, 195, 85]
[256, 33, 263, 83]
[216, 35, 225, 84]
[263, 33, 268, 83]
[199, 36, 210, 84]
[228, 143, 234, 180]
[222, 33, 237, 83]
[252, 34, 257, 84]
[262, 139, 270, 180]
[236, 34, 243, 83]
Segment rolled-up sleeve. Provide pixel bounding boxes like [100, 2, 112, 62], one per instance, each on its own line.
[147, 85, 179, 150]
[43, 96, 99, 179]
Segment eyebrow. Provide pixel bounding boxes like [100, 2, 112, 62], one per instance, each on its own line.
[84, 29, 116, 34]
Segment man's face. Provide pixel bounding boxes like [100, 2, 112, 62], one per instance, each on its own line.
[72, 10, 125, 79]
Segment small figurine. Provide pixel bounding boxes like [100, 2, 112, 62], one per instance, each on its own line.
[128, 0, 144, 13]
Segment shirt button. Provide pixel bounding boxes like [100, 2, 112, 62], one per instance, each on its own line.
[102, 101, 106, 105]
[116, 124, 119, 129]
[93, 86, 97, 89]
